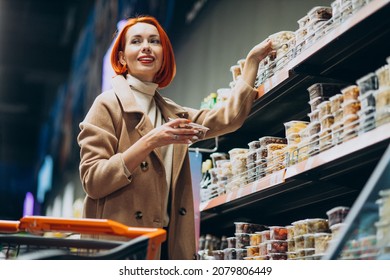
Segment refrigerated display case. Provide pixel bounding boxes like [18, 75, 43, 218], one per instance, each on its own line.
[324, 144, 390, 260]
[193, 0, 390, 260]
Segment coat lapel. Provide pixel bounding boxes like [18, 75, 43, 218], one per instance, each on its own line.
[111, 75, 190, 176]
[111, 75, 162, 159]
[154, 92, 190, 190]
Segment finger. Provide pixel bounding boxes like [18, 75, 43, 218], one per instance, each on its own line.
[168, 118, 191, 127]
[172, 133, 199, 143]
[174, 128, 199, 135]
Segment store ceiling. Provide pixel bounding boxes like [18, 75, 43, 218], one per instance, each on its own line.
[0, 0, 96, 219]
[0, 0, 205, 219]
[0, 0, 93, 164]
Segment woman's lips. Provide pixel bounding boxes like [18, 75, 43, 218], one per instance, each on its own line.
[138, 56, 154, 64]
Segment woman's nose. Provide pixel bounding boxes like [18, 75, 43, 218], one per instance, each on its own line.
[141, 41, 151, 52]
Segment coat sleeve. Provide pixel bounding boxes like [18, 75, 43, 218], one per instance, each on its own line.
[77, 93, 132, 199]
[186, 77, 257, 138]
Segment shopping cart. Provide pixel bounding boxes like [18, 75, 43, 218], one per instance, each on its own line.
[0, 216, 166, 260]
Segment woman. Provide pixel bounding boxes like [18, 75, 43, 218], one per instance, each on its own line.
[77, 15, 273, 260]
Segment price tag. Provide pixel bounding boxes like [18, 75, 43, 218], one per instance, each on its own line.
[305, 156, 315, 170]
[199, 202, 208, 211]
[264, 80, 272, 92]
[270, 170, 285, 185]
[285, 165, 297, 178]
[276, 169, 285, 184]
[237, 187, 244, 198]
[226, 192, 233, 203]
[270, 173, 276, 185]
[251, 182, 258, 193]
[257, 176, 269, 190]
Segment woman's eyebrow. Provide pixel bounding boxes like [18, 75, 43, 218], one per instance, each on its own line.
[131, 34, 159, 37]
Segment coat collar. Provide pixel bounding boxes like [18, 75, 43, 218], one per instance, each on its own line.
[111, 75, 189, 120]
[125, 74, 158, 97]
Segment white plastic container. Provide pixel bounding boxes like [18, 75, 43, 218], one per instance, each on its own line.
[326, 206, 350, 226]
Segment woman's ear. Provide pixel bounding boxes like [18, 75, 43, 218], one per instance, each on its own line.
[119, 51, 126, 66]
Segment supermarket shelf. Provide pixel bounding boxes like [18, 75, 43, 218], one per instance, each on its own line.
[290, 0, 390, 73]
[200, 123, 390, 232]
[256, 0, 390, 97]
[285, 122, 390, 179]
[192, 0, 390, 152]
[199, 169, 286, 212]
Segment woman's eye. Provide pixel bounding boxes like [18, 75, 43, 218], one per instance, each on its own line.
[150, 39, 161, 44]
[130, 38, 160, 45]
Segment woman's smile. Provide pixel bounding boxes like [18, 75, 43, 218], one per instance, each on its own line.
[138, 55, 155, 64]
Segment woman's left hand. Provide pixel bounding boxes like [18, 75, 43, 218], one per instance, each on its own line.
[144, 118, 202, 148]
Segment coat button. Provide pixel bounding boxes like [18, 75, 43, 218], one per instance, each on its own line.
[135, 211, 143, 219]
[140, 161, 148, 171]
[179, 207, 187, 216]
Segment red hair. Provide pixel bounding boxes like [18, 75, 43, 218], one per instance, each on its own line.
[110, 16, 176, 88]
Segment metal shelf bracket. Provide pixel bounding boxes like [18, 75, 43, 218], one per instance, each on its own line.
[189, 136, 219, 154]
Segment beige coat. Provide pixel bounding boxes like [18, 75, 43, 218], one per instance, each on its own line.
[77, 75, 257, 259]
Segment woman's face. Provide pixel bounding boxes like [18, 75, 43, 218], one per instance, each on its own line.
[120, 22, 163, 82]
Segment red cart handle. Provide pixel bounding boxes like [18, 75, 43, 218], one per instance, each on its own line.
[19, 216, 166, 259]
[0, 220, 20, 233]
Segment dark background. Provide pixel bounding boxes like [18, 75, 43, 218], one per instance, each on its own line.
[0, 0, 205, 219]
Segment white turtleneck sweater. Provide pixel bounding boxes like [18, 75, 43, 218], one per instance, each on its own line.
[126, 74, 174, 227]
